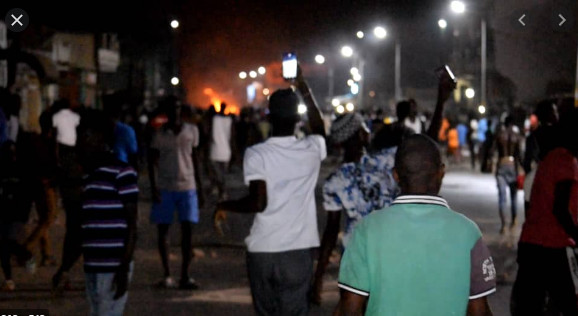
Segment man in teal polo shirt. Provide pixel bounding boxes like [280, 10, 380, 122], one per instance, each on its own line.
[335, 134, 496, 316]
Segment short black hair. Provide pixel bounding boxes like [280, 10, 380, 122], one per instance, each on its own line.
[396, 101, 411, 120]
[268, 89, 299, 121]
[394, 134, 442, 187]
[534, 100, 555, 123]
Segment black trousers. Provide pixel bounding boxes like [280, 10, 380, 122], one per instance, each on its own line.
[247, 249, 313, 316]
[511, 243, 578, 315]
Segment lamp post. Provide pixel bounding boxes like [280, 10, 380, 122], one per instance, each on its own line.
[450, 0, 487, 109]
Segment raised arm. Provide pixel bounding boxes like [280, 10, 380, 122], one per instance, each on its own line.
[296, 66, 326, 137]
[426, 73, 456, 141]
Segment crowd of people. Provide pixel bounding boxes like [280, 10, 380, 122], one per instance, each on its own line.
[0, 62, 577, 316]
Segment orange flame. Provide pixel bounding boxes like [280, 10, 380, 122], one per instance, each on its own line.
[204, 87, 239, 115]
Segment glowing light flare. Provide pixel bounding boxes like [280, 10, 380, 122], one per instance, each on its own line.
[438, 19, 448, 29]
[331, 98, 340, 107]
[315, 54, 325, 64]
[353, 73, 362, 82]
[170, 20, 180, 29]
[298, 104, 307, 114]
[465, 88, 475, 99]
[171, 77, 179, 85]
[356, 31, 364, 39]
[336, 105, 345, 114]
[341, 46, 353, 58]
[263, 88, 270, 96]
[239, 71, 247, 79]
[249, 71, 257, 78]
[346, 103, 355, 112]
[258, 67, 266, 75]
[451, 1, 466, 14]
[478, 105, 486, 114]
[374, 26, 387, 39]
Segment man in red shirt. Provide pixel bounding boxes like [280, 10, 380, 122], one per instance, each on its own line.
[511, 109, 578, 315]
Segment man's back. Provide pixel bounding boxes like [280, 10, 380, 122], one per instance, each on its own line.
[210, 115, 232, 162]
[338, 196, 496, 315]
[243, 135, 326, 252]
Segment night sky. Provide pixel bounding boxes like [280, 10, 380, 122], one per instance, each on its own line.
[3, 0, 577, 111]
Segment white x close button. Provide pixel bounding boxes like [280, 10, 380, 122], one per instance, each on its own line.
[5, 8, 29, 33]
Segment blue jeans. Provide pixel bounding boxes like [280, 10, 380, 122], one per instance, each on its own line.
[85, 262, 133, 316]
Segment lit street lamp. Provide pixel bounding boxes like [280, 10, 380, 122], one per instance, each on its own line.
[341, 46, 354, 58]
[374, 26, 387, 39]
[478, 105, 486, 114]
[315, 54, 325, 64]
[465, 88, 475, 99]
[438, 19, 448, 29]
[450, 0, 466, 14]
[336, 105, 345, 114]
[170, 20, 180, 29]
[171, 77, 179, 86]
[249, 71, 257, 78]
[258, 66, 266, 75]
[298, 104, 307, 114]
[450, 0, 487, 108]
[356, 31, 364, 39]
[239, 71, 247, 79]
[346, 103, 355, 112]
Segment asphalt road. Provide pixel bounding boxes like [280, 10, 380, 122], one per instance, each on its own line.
[0, 160, 521, 315]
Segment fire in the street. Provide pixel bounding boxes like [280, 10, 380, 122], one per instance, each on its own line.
[203, 87, 239, 115]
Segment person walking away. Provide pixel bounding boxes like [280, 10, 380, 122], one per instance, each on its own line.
[313, 73, 455, 304]
[492, 115, 522, 233]
[522, 100, 558, 215]
[214, 67, 326, 316]
[148, 96, 204, 290]
[52, 99, 84, 290]
[0, 142, 36, 291]
[103, 95, 139, 170]
[403, 99, 425, 134]
[334, 134, 496, 316]
[468, 116, 479, 170]
[76, 113, 138, 316]
[511, 109, 578, 316]
[210, 102, 234, 200]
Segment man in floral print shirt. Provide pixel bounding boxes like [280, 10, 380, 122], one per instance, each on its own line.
[311, 113, 397, 304]
[311, 73, 456, 304]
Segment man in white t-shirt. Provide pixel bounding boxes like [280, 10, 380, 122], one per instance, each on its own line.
[215, 69, 326, 315]
[210, 103, 234, 200]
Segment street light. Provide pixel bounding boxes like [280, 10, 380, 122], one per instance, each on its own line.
[356, 31, 364, 39]
[171, 77, 179, 85]
[450, 1, 466, 14]
[350, 67, 359, 76]
[374, 26, 387, 39]
[315, 54, 325, 64]
[336, 105, 345, 114]
[170, 20, 180, 29]
[449, 1, 487, 108]
[347, 79, 354, 86]
[438, 19, 448, 29]
[258, 66, 266, 75]
[353, 73, 362, 82]
[465, 88, 475, 99]
[351, 83, 359, 94]
[346, 103, 355, 112]
[478, 105, 486, 114]
[239, 71, 247, 79]
[263, 88, 270, 96]
[341, 46, 354, 58]
[249, 71, 257, 78]
[331, 98, 340, 107]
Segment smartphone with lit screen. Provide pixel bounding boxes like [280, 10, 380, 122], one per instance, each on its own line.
[282, 52, 298, 79]
[435, 64, 457, 83]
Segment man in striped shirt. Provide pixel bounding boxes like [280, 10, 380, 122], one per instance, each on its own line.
[76, 113, 139, 315]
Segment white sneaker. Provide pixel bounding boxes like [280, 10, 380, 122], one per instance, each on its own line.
[25, 257, 37, 275]
[158, 276, 176, 288]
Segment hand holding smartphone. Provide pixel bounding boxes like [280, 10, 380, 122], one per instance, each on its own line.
[282, 52, 298, 80]
[435, 65, 457, 83]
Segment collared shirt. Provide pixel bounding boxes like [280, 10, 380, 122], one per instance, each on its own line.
[243, 135, 326, 253]
[323, 147, 397, 246]
[338, 195, 496, 316]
